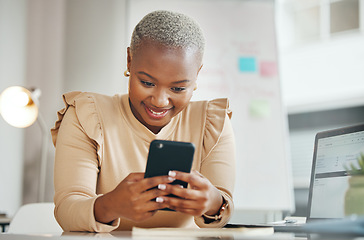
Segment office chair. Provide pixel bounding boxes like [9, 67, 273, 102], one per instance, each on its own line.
[7, 202, 62, 234]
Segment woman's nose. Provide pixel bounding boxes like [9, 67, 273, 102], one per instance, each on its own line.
[151, 89, 170, 108]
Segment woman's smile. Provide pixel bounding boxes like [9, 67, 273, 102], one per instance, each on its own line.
[143, 103, 172, 120]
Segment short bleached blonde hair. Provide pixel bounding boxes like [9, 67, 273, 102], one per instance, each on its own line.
[130, 10, 205, 59]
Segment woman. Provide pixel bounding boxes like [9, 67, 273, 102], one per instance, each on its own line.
[51, 10, 235, 232]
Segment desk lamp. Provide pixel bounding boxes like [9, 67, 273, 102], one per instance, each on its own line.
[0, 86, 48, 202]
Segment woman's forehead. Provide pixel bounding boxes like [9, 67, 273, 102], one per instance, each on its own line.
[129, 42, 201, 81]
[133, 44, 201, 69]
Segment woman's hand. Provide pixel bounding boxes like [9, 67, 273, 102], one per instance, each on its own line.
[94, 172, 175, 224]
[157, 170, 223, 217]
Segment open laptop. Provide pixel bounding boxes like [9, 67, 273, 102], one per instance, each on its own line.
[274, 123, 364, 232]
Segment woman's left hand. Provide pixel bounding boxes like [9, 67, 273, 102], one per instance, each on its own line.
[157, 170, 223, 216]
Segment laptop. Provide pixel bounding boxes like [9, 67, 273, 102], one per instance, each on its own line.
[274, 123, 364, 232]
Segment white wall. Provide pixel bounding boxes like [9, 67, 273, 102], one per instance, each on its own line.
[22, 0, 66, 204]
[64, 0, 128, 95]
[280, 35, 364, 114]
[0, 0, 27, 216]
[276, 0, 364, 114]
[0, 0, 128, 215]
[22, 0, 128, 204]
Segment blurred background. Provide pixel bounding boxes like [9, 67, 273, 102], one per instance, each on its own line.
[1, 0, 364, 220]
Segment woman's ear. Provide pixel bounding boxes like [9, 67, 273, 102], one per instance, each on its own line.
[127, 47, 132, 70]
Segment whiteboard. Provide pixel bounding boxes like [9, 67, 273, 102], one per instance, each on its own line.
[127, 0, 295, 212]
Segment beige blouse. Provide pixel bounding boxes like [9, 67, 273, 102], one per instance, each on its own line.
[51, 92, 236, 232]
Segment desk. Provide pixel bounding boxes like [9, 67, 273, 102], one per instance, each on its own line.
[0, 217, 11, 232]
[0, 231, 361, 240]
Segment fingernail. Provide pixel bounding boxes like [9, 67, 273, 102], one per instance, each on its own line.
[179, 185, 184, 188]
[168, 171, 176, 177]
[168, 177, 175, 181]
[156, 197, 164, 203]
[158, 184, 166, 190]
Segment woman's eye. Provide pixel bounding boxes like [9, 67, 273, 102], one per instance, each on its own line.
[141, 81, 155, 87]
[171, 87, 186, 92]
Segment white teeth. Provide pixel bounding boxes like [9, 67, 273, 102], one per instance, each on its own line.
[149, 108, 166, 115]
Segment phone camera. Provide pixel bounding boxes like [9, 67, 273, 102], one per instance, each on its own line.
[157, 143, 163, 149]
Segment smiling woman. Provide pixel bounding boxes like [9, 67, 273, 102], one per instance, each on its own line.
[51, 10, 235, 232]
[128, 43, 201, 134]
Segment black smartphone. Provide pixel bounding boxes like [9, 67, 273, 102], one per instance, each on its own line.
[144, 140, 195, 210]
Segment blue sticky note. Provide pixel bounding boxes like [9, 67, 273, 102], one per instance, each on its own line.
[238, 57, 257, 72]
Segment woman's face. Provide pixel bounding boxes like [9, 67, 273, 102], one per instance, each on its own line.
[127, 41, 202, 134]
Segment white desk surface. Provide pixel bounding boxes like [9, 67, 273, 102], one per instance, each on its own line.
[0, 231, 359, 240]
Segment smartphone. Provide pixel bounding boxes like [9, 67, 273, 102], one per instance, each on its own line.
[144, 140, 195, 210]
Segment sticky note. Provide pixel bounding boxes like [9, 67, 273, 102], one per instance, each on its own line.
[238, 57, 257, 72]
[260, 61, 277, 78]
[249, 99, 271, 118]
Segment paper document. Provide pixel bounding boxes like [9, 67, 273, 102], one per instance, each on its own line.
[132, 226, 274, 238]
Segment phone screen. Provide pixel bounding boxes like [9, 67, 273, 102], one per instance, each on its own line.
[145, 140, 195, 181]
[144, 140, 195, 210]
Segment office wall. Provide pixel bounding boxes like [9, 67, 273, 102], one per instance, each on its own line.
[0, 0, 27, 216]
[63, 0, 128, 95]
[21, 0, 66, 204]
[0, 0, 128, 215]
[281, 36, 364, 113]
[22, 0, 128, 204]
[276, 0, 364, 113]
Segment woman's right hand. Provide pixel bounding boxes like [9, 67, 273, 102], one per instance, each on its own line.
[94, 172, 174, 224]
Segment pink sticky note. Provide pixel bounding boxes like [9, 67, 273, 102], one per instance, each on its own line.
[260, 61, 277, 78]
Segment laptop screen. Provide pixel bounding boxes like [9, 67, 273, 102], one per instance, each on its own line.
[307, 124, 364, 221]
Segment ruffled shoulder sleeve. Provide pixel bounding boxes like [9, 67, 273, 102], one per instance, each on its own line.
[203, 98, 232, 159]
[51, 91, 103, 154]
